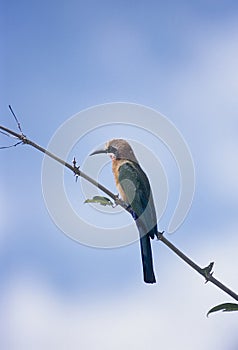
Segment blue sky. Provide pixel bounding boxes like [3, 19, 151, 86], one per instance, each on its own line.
[1, 1, 238, 349]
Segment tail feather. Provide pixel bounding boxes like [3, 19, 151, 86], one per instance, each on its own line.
[139, 234, 156, 284]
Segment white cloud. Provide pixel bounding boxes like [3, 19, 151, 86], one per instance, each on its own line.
[166, 19, 238, 201]
[2, 227, 238, 350]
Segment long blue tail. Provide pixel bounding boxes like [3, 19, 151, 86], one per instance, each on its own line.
[139, 234, 156, 284]
[127, 203, 157, 283]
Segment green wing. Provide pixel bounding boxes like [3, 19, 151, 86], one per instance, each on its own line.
[118, 162, 157, 238]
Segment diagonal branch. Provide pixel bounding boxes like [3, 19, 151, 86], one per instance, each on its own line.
[1, 124, 238, 302]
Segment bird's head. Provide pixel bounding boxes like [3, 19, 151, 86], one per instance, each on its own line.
[90, 139, 138, 163]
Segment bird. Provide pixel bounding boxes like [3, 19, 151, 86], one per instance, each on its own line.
[90, 139, 158, 284]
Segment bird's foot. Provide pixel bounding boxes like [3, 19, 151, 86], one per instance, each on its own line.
[113, 194, 121, 207]
[114, 195, 129, 209]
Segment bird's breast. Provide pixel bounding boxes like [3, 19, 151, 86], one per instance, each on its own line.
[112, 158, 129, 201]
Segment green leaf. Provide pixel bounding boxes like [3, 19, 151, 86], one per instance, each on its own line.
[84, 196, 113, 206]
[207, 303, 238, 317]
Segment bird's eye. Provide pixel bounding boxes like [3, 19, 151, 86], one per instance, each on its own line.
[107, 145, 117, 154]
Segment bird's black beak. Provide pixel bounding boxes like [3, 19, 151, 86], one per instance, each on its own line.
[90, 148, 107, 156]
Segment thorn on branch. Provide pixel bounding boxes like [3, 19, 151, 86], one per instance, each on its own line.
[9, 105, 24, 135]
[156, 231, 165, 240]
[1, 105, 27, 150]
[72, 157, 80, 182]
[201, 262, 214, 283]
[0, 140, 24, 149]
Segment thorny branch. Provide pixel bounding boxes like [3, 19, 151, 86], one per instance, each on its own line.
[1, 120, 238, 303]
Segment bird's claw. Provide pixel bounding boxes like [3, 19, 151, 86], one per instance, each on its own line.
[113, 194, 120, 207]
[114, 195, 129, 210]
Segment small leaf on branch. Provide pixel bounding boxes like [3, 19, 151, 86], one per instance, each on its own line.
[84, 196, 114, 206]
[207, 303, 238, 317]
